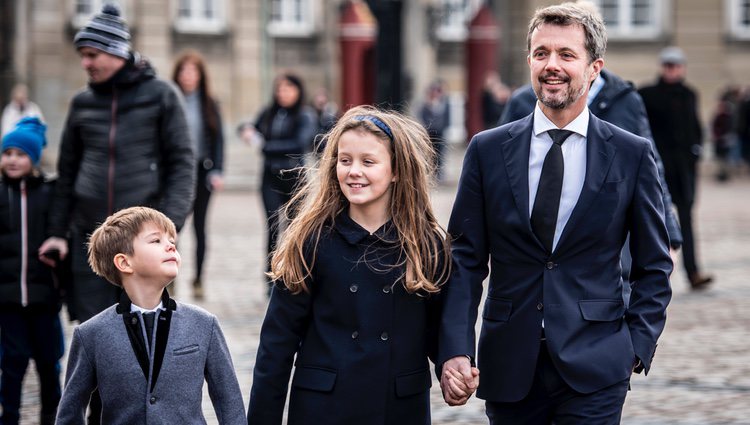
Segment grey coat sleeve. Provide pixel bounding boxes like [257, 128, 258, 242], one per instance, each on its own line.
[205, 316, 246, 425]
[56, 328, 96, 425]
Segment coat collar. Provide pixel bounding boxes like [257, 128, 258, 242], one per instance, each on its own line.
[334, 209, 397, 246]
[116, 288, 177, 315]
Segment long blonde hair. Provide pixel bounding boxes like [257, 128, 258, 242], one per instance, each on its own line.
[270, 105, 451, 295]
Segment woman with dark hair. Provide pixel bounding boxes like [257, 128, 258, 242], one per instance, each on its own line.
[172, 49, 224, 299]
[243, 73, 315, 295]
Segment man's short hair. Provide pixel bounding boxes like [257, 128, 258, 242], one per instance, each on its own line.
[88, 207, 176, 287]
[527, 1, 607, 63]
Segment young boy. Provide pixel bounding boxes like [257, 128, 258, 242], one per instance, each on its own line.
[0, 116, 63, 425]
[56, 206, 245, 424]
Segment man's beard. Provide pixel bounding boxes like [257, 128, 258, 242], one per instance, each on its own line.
[534, 72, 587, 110]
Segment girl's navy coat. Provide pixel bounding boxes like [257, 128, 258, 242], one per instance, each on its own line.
[248, 213, 441, 425]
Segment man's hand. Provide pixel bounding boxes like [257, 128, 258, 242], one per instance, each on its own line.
[440, 356, 480, 406]
[38, 237, 68, 267]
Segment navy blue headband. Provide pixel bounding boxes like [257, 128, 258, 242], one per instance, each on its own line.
[353, 115, 394, 141]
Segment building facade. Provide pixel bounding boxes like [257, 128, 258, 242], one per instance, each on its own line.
[1, 0, 749, 180]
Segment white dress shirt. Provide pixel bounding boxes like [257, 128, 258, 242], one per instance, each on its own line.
[130, 301, 164, 314]
[529, 105, 589, 252]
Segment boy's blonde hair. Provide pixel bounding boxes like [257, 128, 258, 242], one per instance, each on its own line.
[88, 206, 177, 286]
[270, 105, 451, 295]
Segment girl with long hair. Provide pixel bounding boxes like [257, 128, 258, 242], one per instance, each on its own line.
[172, 49, 224, 299]
[247, 106, 460, 424]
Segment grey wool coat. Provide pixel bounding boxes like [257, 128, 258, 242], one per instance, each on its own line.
[56, 291, 245, 424]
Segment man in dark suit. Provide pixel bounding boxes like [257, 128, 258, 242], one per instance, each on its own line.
[438, 3, 673, 424]
[498, 69, 683, 289]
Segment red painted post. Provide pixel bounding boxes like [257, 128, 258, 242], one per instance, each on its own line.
[339, 0, 377, 110]
[466, 4, 499, 139]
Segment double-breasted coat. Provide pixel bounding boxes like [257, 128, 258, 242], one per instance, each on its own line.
[248, 212, 441, 425]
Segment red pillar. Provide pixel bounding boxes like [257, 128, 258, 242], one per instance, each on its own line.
[466, 5, 500, 138]
[339, 0, 377, 110]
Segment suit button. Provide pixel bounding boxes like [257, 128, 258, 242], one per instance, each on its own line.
[349, 284, 358, 293]
[351, 331, 359, 339]
[380, 332, 389, 341]
[546, 261, 555, 270]
[149, 396, 157, 404]
[382, 285, 391, 294]
[131, 317, 137, 325]
[537, 302, 543, 311]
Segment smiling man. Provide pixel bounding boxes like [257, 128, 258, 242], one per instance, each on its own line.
[438, 2, 673, 424]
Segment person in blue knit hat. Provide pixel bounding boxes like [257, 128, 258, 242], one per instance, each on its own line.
[2, 116, 47, 165]
[1, 116, 64, 425]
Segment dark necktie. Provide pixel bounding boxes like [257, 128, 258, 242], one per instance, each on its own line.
[143, 312, 156, 347]
[530, 129, 574, 253]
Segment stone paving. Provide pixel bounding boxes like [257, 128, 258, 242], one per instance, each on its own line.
[16, 145, 750, 424]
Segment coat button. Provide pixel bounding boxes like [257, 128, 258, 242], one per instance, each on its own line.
[382, 285, 391, 294]
[537, 302, 543, 311]
[380, 332, 389, 341]
[546, 261, 555, 270]
[349, 284, 358, 293]
[149, 396, 157, 404]
[351, 331, 359, 339]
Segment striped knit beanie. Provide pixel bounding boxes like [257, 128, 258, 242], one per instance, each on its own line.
[74, 4, 131, 60]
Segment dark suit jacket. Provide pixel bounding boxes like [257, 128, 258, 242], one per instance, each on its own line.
[498, 70, 682, 248]
[439, 113, 672, 402]
[248, 213, 440, 425]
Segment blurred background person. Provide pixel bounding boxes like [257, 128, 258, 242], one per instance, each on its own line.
[0, 117, 62, 425]
[172, 49, 225, 300]
[239, 73, 315, 295]
[418, 79, 450, 182]
[481, 71, 510, 130]
[2, 83, 45, 137]
[639, 46, 713, 290]
[310, 87, 339, 154]
[710, 86, 740, 182]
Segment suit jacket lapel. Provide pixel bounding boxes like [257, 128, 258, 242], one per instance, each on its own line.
[555, 113, 616, 254]
[501, 115, 534, 230]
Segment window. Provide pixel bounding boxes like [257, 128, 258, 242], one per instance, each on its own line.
[267, 0, 315, 37]
[728, 0, 750, 39]
[435, 0, 482, 42]
[595, 0, 664, 40]
[72, 0, 130, 28]
[174, 0, 226, 34]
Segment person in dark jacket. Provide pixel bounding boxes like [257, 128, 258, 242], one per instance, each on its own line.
[38, 5, 194, 422]
[0, 117, 63, 425]
[172, 49, 224, 299]
[638, 46, 713, 290]
[240, 73, 315, 294]
[418, 80, 451, 181]
[247, 106, 458, 425]
[498, 68, 683, 285]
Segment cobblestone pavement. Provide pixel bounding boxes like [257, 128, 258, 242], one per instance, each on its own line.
[17, 146, 750, 424]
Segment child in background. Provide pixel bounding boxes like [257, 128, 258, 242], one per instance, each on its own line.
[0, 117, 63, 425]
[56, 206, 245, 424]
[247, 106, 476, 425]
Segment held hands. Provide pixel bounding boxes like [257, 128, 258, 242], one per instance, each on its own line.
[440, 356, 480, 406]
